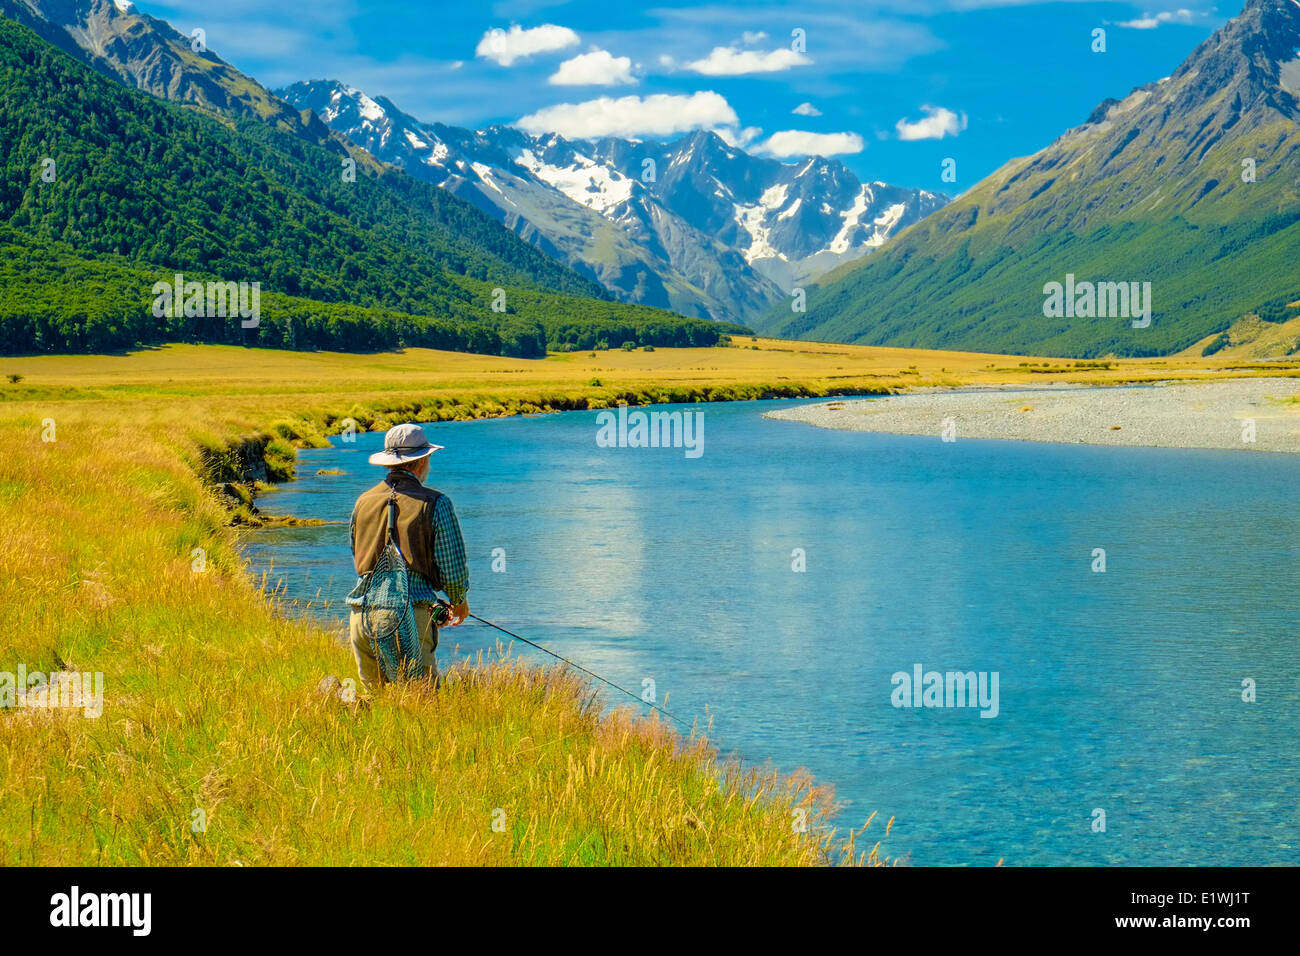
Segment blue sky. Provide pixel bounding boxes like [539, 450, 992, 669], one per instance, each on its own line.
[142, 0, 1229, 191]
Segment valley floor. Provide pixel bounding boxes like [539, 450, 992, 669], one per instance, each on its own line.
[767, 378, 1300, 453]
[3, 339, 1296, 865]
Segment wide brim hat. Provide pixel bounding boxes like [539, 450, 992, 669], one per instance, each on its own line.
[367, 422, 444, 466]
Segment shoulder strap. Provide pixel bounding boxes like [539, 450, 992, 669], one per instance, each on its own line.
[384, 476, 404, 560]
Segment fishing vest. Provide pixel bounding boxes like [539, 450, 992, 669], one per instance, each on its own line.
[351, 472, 444, 587]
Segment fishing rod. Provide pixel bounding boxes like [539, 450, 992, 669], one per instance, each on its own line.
[447, 607, 691, 731]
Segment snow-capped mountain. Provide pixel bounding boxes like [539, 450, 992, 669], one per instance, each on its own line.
[280, 80, 948, 323]
[577, 129, 948, 290]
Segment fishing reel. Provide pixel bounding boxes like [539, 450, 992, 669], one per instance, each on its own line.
[431, 600, 469, 626]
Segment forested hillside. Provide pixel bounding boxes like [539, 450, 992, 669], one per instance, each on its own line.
[0, 16, 743, 356]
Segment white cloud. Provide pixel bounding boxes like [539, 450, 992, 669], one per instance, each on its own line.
[683, 46, 811, 76]
[549, 49, 636, 86]
[476, 24, 579, 66]
[741, 31, 768, 44]
[516, 91, 738, 138]
[792, 101, 822, 117]
[716, 125, 763, 148]
[1116, 9, 1202, 29]
[754, 130, 864, 158]
[895, 104, 967, 141]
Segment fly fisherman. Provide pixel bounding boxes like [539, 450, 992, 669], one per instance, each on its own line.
[345, 423, 469, 692]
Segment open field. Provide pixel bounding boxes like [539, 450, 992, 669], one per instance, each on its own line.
[6, 337, 1300, 402]
[2, 337, 1292, 865]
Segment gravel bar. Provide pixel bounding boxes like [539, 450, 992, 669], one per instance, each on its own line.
[765, 378, 1300, 453]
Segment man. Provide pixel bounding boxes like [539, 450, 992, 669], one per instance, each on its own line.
[345, 423, 469, 691]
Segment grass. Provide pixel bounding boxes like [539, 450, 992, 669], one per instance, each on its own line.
[0, 337, 1276, 865]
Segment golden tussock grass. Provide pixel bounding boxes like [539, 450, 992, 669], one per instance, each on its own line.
[0, 343, 917, 865]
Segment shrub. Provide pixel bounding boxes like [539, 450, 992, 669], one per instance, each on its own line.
[1201, 332, 1231, 356]
[263, 437, 297, 483]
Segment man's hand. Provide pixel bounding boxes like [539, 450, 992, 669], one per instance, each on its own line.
[446, 600, 470, 626]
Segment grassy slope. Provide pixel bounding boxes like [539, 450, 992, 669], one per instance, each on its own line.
[757, 6, 1300, 357]
[0, 407, 872, 865]
[1177, 310, 1300, 359]
[3, 340, 1293, 865]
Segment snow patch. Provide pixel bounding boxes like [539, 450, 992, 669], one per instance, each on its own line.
[828, 186, 870, 255]
[734, 202, 782, 262]
[513, 149, 634, 214]
[760, 183, 788, 211]
[732, 183, 794, 263]
[471, 163, 502, 194]
[324, 87, 386, 126]
[424, 141, 450, 166]
[358, 95, 385, 122]
[873, 202, 906, 231]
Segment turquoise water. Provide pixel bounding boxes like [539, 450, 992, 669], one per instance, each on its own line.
[241, 398, 1300, 866]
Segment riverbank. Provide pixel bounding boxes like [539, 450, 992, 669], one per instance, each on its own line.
[766, 377, 1300, 453]
[0, 344, 910, 866]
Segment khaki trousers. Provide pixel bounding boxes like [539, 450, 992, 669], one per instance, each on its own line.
[349, 603, 439, 693]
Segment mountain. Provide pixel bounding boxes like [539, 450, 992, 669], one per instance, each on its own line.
[280, 81, 773, 324]
[758, 0, 1300, 357]
[0, 0, 341, 142]
[583, 129, 947, 289]
[0, 14, 741, 356]
[279, 80, 948, 324]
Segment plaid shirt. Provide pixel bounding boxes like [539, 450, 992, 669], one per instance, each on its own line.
[346, 472, 469, 607]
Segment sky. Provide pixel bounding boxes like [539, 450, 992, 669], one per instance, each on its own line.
[140, 0, 1231, 192]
